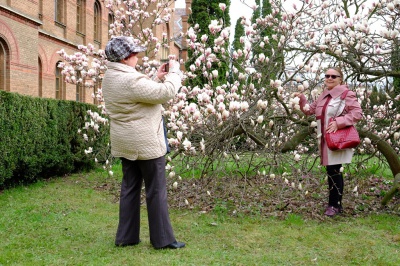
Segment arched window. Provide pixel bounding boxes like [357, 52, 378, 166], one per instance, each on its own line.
[108, 13, 114, 36]
[76, 81, 84, 102]
[55, 62, 65, 99]
[0, 38, 10, 91]
[55, 0, 65, 24]
[94, 0, 101, 43]
[38, 57, 43, 97]
[76, 0, 86, 34]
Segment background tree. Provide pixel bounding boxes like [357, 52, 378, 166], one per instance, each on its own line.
[185, 0, 231, 88]
[231, 17, 245, 81]
[250, 0, 279, 75]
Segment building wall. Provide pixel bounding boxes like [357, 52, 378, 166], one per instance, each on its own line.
[0, 5, 41, 96]
[0, 0, 185, 103]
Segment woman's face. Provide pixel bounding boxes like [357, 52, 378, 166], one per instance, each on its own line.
[324, 69, 342, 90]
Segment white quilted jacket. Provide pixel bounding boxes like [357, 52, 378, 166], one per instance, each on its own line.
[102, 62, 181, 160]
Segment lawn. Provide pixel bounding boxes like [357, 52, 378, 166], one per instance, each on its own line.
[0, 168, 399, 265]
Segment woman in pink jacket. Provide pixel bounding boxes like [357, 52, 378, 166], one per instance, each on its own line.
[296, 67, 363, 217]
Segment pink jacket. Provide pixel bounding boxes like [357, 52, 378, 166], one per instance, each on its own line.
[299, 85, 363, 166]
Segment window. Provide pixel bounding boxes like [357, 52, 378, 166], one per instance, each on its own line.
[94, 0, 101, 42]
[108, 13, 114, 36]
[38, 57, 43, 97]
[55, 62, 65, 99]
[0, 39, 10, 91]
[77, 0, 86, 33]
[55, 0, 65, 24]
[76, 82, 85, 102]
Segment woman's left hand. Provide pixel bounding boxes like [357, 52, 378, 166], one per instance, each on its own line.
[326, 120, 338, 133]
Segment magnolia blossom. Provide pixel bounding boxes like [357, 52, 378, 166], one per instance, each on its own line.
[240, 101, 249, 111]
[211, 69, 218, 78]
[182, 138, 192, 151]
[221, 110, 230, 120]
[269, 120, 274, 128]
[200, 138, 205, 152]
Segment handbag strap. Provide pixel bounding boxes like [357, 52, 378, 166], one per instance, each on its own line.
[333, 90, 349, 118]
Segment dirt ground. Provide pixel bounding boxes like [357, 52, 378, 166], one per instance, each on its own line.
[165, 174, 400, 220]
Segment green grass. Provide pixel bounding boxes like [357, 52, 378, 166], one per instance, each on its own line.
[170, 152, 395, 182]
[1, 171, 400, 265]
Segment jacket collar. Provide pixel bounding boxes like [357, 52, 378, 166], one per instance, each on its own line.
[106, 62, 137, 73]
[321, 84, 349, 99]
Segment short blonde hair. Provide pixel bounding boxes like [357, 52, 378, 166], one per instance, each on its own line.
[326, 67, 344, 84]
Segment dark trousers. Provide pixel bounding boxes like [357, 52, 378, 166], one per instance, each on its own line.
[326, 164, 343, 208]
[115, 156, 176, 248]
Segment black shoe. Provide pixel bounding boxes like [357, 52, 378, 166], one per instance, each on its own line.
[115, 240, 141, 247]
[156, 241, 185, 249]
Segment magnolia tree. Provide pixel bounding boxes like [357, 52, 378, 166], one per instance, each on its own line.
[58, 0, 400, 205]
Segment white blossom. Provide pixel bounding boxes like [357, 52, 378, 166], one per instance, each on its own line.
[364, 137, 371, 144]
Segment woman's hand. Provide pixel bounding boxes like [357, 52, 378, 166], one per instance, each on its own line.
[156, 63, 168, 80]
[326, 120, 338, 133]
[157, 60, 181, 81]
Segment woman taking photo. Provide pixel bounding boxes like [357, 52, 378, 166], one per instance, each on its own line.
[102, 36, 185, 249]
[295, 67, 363, 217]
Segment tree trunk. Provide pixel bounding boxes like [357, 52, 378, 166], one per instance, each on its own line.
[359, 130, 400, 177]
[381, 173, 400, 206]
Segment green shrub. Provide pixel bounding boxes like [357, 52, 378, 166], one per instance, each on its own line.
[0, 91, 109, 188]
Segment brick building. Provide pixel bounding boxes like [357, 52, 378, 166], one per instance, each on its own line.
[0, 0, 188, 103]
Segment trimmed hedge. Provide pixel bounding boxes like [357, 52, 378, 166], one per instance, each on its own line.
[0, 91, 108, 188]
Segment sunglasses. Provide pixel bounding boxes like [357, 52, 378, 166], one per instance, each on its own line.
[325, 74, 341, 79]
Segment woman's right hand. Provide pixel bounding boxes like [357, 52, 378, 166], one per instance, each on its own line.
[157, 63, 168, 80]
